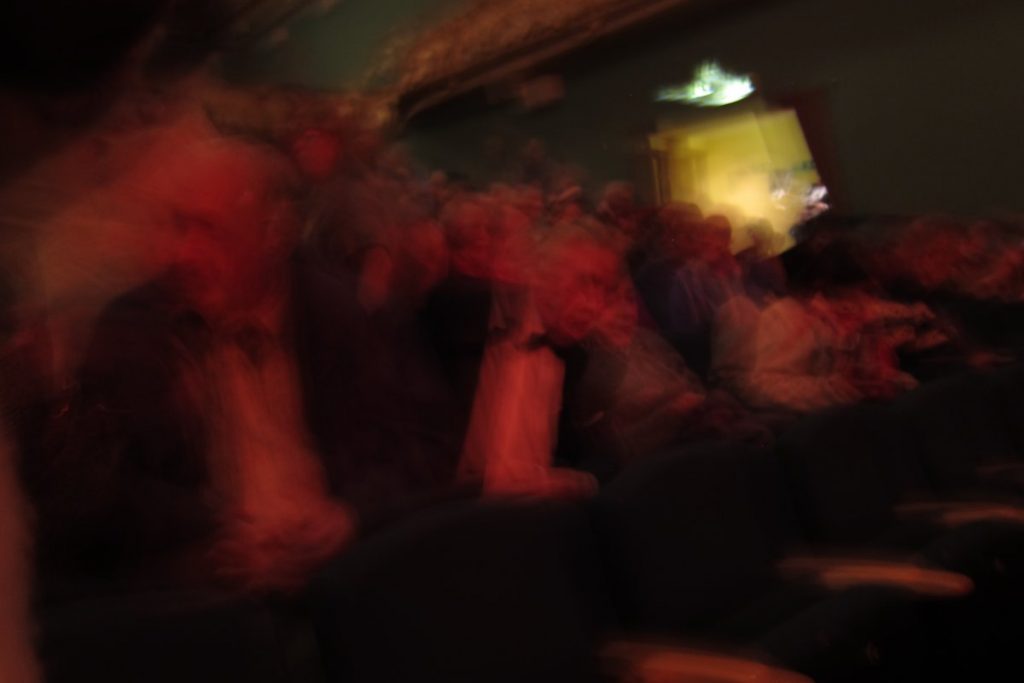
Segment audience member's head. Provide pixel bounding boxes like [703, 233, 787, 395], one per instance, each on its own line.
[534, 226, 627, 347]
[401, 219, 450, 297]
[701, 214, 734, 260]
[441, 197, 495, 279]
[158, 141, 300, 320]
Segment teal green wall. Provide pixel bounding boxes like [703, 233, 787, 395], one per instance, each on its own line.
[224, 0, 1024, 216]
[404, 0, 1024, 216]
[221, 0, 460, 89]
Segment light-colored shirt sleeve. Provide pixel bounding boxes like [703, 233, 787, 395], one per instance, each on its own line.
[459, 288, 566, 492]
[744, 298, 862, 412]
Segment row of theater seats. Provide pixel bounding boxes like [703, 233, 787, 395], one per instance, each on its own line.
[36, 366, 1024, 683]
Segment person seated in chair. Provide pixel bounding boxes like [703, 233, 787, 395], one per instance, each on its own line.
[22, 117, 356, 596]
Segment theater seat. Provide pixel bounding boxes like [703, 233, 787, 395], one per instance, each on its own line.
[304, 497, 816, 683]
[891, 370, 1024, 499]
[775, 402, 1024, 676]
[306, 499, 607, 683]
[37, 590, 300, 683]
[595, 440, 934, 682]
[992, 364, 1024, 456]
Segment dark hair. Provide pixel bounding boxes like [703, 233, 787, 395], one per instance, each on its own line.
[791, 240, 870, 294]
[790, 213, 864, 246]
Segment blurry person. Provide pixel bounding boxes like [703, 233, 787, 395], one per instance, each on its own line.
[442, 195, 496, 280]
[633, 202, 704, 325]
[458, 225, 625, 497]
[713, 251, 803, 431]
[23, 118, 355, 595]
[821, 291, 922, 400]
[711, 281, 774, 406]
[513, 183, 546, 224]
[300, 212, 465, 520]
[660, 214, 743, 380]
[548, 183, 586, 225]
[874, 217, 1017, 373]
[879, 216, 964, 297]
[419, 197, 500, 450]
[459, 218, 764, 488]
[908, 219, 962, 293]
[567, 289, 755, 467]
[597, 181, 642, 239]
[736, 220, 786, 299]
[954, 220, 1024, 302]
[740, 290, 864, 413]
[738, 245, 928, 412]
[543, 165, 586, 225]
[289, 120, 432, 320]
[727, 243, 861, 413]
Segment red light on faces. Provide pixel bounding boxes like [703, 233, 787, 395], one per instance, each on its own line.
[536, 241, 631, 346]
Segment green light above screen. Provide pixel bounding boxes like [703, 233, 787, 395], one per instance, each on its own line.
[657, 62, 755, 107]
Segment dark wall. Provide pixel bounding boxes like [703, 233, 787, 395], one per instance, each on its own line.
[403, 0, 1024, 216]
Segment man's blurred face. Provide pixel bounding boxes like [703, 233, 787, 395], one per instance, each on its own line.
[164, 188, 296, 319]
[537, 241, 622, 345]
[169, 210, 269, 317]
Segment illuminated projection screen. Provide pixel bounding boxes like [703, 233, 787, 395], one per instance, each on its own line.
[650, 108, 823, 252]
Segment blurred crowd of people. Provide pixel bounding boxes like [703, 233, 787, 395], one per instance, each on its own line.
[3, 78, 1024, 604]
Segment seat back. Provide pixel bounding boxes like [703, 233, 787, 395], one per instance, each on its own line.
[39, 591, 293, 683]
[993, 364, 1024, 457]
[597, 440, 800, 633]
[891, 370, 1017, 495]
[306, 499, 607, 683]
[775, 402, 929, 545]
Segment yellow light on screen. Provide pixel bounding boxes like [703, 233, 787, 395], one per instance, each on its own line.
[650, 108, 821, 253]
